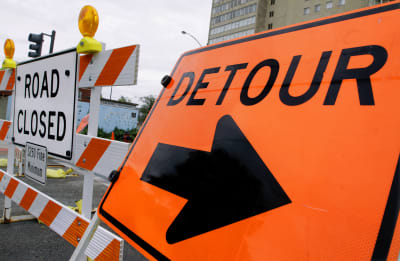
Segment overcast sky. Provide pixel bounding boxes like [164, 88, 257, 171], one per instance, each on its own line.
[1, 0, 212, 104]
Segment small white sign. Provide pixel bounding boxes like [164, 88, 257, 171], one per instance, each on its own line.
[25, 142, 47, 185]
[13, 49, 78, 160]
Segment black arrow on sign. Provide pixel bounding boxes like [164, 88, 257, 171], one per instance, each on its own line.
[141, 115, 291, 244]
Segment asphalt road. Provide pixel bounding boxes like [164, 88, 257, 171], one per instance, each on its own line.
[0, 161, 148, 261]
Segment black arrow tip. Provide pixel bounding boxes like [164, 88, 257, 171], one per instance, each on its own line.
[142, 115, 291, 244]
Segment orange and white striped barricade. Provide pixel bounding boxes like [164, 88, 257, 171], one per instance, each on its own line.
[68, 45, 139, 260]
[1, 44, 139, 259]
[67, 45, 139, 260]
[74, 134, 130, 179]
[0, 169, 124, 260]
[0, 68, 15, 91]
[0, 119, 12, 143]
[0, 68, 15, 223]
[0, 68, 15, 144]
[73, 45, 138, 220]
[78, 45, 139, 88]
[75, 44, 139, 177]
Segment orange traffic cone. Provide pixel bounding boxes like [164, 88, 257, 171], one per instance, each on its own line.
[111, 131, 115, 140]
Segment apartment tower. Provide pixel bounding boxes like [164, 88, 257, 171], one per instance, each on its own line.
[208, 0, 394, 45]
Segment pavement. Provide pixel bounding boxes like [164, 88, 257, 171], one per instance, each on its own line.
[0, 146, 148, 261]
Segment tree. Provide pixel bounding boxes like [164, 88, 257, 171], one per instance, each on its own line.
[118, 96, 132, 103]
[138, 95, 156, 126]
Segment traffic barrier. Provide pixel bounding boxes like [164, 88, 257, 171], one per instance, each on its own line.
[0, 169, 124, 260]
[0, 46, 135, 259]
[0, 68, 15, 91]
[0, 5, 141, 260]
[0, 120, 11, 142]
[74, 134, 130, 179]
[78, 45, 139, 88]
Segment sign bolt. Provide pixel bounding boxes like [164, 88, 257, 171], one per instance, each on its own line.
[108, 170, 120, 183]
[65, 70, 70, 76]
[161, 75, 172, 88]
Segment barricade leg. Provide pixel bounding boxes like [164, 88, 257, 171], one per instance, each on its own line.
[79, 86, 101, 260]
[82, 174, 94, 219]
[1, 144, 35, 223]
[16, 147, 23, 176]
[2, 197, 11, 223]
[2, 143, 14, 223]
[81, 87, 101, 219]
[69, 212, 101, 261]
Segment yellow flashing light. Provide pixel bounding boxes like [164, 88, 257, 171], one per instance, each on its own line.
[2, 39, 16, 69]
[77, 5, 102, 54]
[79, 5, 99, 37]
[4, 39, 15, 59]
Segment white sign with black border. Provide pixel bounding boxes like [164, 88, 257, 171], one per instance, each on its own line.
[25, 142, 47, 185]
[13, 49, 78, 160]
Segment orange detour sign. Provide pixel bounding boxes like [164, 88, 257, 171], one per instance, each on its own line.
[99, 3, 400, 261]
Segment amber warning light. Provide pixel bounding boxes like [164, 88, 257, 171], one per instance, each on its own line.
[2, 39, 16, 69]
[77, 5, 102, 54]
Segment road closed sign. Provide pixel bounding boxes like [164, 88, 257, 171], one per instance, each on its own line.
[13, 49, 78, 160]
[99, 3, 400, 261]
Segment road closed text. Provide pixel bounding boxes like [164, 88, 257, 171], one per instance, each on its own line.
[13, 50, 76, 159]
[16, 69, 66, 141]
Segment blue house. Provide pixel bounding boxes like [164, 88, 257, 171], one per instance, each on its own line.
[77, 98, 139, 132]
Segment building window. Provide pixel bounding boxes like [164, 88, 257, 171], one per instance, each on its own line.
[210, 16, 256, 36]
[271, 0, 275, 5]
[131, 112, 137, 118]
[338, 0, 345, 5]
[211, 0, 254, 15]
[211, 4, 258, 25]
[269, 11, 274, 17]
[326, 1, 333, 8]
[208, 28, 255, 44]
[268, 23, 273, 29]
[315, 4, 321, 12]
[304, 7, 310, 15]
